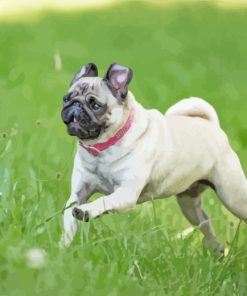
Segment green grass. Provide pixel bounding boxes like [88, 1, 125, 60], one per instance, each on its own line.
[1, 1, 247, 295]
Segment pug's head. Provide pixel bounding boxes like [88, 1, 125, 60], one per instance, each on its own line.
[61, 63, 133, 142]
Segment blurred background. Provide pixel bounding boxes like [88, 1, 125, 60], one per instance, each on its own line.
[0, 0, 247, 295]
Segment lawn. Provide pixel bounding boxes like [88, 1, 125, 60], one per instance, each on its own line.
[0, 1, 247, 295]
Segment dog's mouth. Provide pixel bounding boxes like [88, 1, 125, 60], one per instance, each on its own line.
[62, 109, 102, 140]
[70, 115, 78, 124]
[67, 114, 86, 126]
[67, 122, 101, 139]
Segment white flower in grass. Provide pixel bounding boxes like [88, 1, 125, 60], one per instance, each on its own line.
[26, 248, 47, 269]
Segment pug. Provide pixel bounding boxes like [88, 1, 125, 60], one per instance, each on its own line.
[60, 63, 247, 255]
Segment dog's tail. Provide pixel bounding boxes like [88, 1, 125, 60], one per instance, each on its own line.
[165, 97, 220, 127]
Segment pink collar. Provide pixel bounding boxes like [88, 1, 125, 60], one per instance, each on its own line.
[79, 108, 134, 156]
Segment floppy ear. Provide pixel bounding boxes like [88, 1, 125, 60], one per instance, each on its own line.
[104, 63, 133, 99]
[70, 63, 98, 86]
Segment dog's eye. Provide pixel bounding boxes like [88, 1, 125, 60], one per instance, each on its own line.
[63, 94, 70, 103]
[88, 96, 101, 111]
[91, 102, 101, 111]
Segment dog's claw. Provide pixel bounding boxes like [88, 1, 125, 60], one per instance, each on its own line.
[72, 207, 90, 222]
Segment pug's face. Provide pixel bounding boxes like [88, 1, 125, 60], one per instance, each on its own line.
[61, 63, 133, 140]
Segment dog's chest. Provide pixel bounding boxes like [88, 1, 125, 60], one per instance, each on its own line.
[94, 163, 118, 193]
[82, 153, 132, 194]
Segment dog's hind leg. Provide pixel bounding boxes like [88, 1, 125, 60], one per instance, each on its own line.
[176, 183, 224, 257]
[210, 149, 247, 222]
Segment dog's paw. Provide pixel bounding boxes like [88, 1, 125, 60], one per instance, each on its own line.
[203, 237, 225, 260]
[72, 207, 90, 222]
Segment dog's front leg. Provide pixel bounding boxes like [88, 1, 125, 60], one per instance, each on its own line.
[59, 162, 94, 247]
[59, 194, 79, 248]
[72, 187, 138, 220]
[60, 190, 94, 247]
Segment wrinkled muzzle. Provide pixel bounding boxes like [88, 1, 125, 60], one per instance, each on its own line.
[61, 102, 101, 139]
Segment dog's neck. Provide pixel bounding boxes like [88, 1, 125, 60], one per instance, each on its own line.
[79, 92, 135, 147]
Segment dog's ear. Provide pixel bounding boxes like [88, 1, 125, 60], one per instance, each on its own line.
[70, 63, 98, 86]
[104, 63, 133, 100]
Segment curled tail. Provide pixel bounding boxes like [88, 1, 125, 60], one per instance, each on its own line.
[165, 97, 220, 127]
